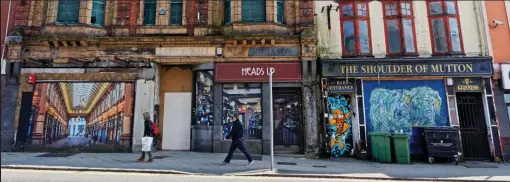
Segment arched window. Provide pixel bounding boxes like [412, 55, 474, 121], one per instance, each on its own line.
[340, 1, 371, 57]
[57, 0, 80, 24]
[427, 0, 463, 54]
[383, 0, 417, 56]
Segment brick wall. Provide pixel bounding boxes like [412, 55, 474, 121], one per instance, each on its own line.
[129, 0, 139, 35]
[13, 0, 30, 27]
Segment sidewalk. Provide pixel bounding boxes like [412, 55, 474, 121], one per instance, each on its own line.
[1, 151, 509, 181]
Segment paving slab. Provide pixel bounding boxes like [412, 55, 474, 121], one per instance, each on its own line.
[1, 151, 509, 181]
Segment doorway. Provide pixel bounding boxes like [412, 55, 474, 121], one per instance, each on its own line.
[456, 93, 491, 160]
[273, 88, 302, 154]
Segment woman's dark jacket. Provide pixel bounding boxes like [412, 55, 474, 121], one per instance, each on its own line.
[144, 119, 153, 137]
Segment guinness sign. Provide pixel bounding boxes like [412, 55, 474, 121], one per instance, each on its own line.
[455, 78, 482, 92]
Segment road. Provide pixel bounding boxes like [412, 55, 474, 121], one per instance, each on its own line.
[1, 169, 434, 182]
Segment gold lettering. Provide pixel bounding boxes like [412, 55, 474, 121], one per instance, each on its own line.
[466, 64, 473, 72]
[340, 66, 346, 74]
[431, 64, 440, 72]
[457, 85, 480, 91]
[361, 65, 367, 73]
[415, 65, 424, 73]
[458, 64, 466, 72]
[406, 65, 413, 73]
[422, 65, 429, 72]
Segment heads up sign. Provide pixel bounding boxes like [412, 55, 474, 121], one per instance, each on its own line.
[322, 59, 493, 77]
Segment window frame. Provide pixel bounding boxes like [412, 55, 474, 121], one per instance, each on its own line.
[224, 0, 231, 24]
[242, 0, 266, 23]
[339, 1, 373, 57]
[143, 0, 157, 26]
[170, 0, 183, 25]
[56, 0, 80, 25]
[277, 0, 284, 24]
[91, 0, 106, 26]
[382, 0, 418, 56]
[426, 0, 464, 55]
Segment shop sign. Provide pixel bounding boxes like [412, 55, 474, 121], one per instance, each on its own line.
[322, 60, 493, 77]
[455, 78, 482, 92]
[215, 62, 301, 82]
[248, 47, 299, 57]
[156, 47, 216, 57]
[327, 79, 354, 92]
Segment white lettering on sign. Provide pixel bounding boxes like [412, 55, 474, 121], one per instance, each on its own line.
[241, 67, 276, 76]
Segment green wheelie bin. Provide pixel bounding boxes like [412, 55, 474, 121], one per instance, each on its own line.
[369, 132, 392, 163]
[392, 134, 411, 164]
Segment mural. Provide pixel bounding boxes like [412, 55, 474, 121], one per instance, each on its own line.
[22, 82, 134, 152]
[363, 80, 449, 135]
[195, 71, 214, 125]
[274, 94, 302, 146]
[328, 95, 353, 157]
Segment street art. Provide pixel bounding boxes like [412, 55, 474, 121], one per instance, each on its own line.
[195, 71, 214, 125]
[363, 80, 449, 135]
[328, 95, 353, 157]
[22, 82, 134, 152]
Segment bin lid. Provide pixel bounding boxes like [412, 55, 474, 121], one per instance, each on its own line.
[392, 134, 409, 138]
[368, 131, 391, 136]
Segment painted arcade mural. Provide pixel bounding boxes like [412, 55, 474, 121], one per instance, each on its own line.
[25, 82, 135, 152]
[327, 95, 353, 157]
[363, 80, 449, 135]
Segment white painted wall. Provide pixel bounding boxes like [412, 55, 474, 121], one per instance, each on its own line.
[132, 80, 155, 151]
[315, 1, 488, 58]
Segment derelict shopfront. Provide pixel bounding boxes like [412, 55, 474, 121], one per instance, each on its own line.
[321, 58, 497, 160]
[205, 62, 304, 155]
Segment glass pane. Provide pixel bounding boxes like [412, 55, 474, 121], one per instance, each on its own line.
[196, 71, 214, 126]
[242, 0, 266, 22]
[224, 0, 231, 24]
[273, 93, 302, 146]
[170, 1, 183, 25]
[343, 21, 356, 54]
[359, 20, 370, 54]
[277, 0, 284, 23]
[57, 0, 80, 24]
[342, 5, 354, 16]
[222, 83, 262, 139]
[446, 1, 456, 14]
[431, 18, 448, 52]
[448, 18, 461, 52]
[385, 3, 397, 16]
[401, 2, 411, 16]
[403, 19, 416, 53]
[429, 2, 443, 15]
[504, 94, 510, 103]
[144, 0, 157, 25]
[357, 3, 367, 17]
[386, 20, 401, 53]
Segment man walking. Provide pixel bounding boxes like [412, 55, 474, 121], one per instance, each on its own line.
[222, 113, 254, 166]
[137, 112, 154, 162]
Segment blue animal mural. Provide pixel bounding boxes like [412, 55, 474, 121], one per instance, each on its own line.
[328, 96, 353, 157]
[363, 80, 449, 135]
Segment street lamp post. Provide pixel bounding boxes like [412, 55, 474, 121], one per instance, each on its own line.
[269, 68, 275, 172]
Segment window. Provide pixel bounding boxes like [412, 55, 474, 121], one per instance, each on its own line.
[340, 2, 371, 57]
[383, 1, 417, 56]
[170, 0, 183, 25]
[195, 71, 214, 126]
[427, 1, 463, 54]
[91, 0, 105, 26]
[57, 0, 80, 24]
[143, 0, 157, 25]
[242, 0, 266, 23]
[224, 0, 231, 24]
[222, 83, 262, 139]
[277, 0, 284, 24]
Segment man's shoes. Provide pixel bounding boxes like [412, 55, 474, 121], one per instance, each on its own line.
[246, 161, 254, 166]
[221, 161, 229, 165]
[136, 158, 144, 162]
[147, 159, 153, 163]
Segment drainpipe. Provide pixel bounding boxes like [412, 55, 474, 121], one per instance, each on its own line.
[1, 0, 13, 62]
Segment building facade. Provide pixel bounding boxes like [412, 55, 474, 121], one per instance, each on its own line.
[486, 0, 510, 162]
[5, 0, 318, 156]
[1, 0, 18, 152]
[315, 0, 501, 161]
